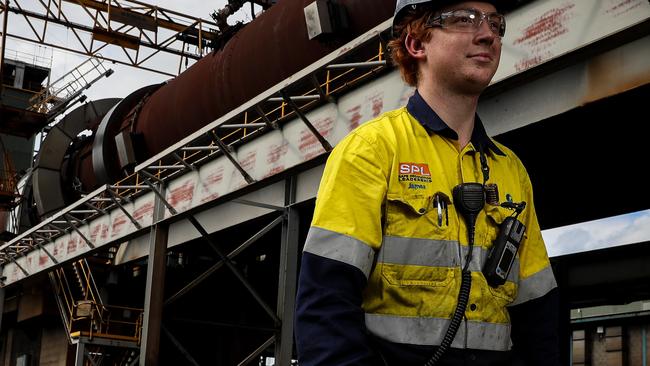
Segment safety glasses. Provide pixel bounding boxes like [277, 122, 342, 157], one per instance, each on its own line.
[426, 8, 506, 37]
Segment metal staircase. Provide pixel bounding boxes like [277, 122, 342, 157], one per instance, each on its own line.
[28, 57, 114, 117]
[49, 259, 143, 366]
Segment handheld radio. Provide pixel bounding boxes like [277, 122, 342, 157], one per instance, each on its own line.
[483, 215, 525, 287]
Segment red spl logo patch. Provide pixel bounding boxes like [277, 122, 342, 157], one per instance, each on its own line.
[399, 163, 431, 176]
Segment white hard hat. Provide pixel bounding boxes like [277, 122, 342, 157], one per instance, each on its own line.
[392, 0, 505, 36]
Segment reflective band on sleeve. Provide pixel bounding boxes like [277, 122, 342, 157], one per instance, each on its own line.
[365, 313, 512, 351]
[510, 265, 557, 306]
[304, 227, 376, 278]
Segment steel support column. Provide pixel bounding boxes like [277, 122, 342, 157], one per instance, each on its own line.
[274, 177, 299, 364]
[75, 341, 86, 366]
[642, 325, 647, 366]
[0, 0, 8, 91]
[0, 286, 4, 334]
[140, 184, 169, 366]
[2, 327, 12, 366]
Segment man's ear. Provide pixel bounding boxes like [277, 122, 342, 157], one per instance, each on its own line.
[405, 33, 427, 59]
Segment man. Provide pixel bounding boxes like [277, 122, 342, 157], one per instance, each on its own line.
[295, 1, 560, 365]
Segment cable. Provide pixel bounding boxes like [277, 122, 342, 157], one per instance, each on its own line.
[425, 183, 483, 366]
[424, 243, 473, 366]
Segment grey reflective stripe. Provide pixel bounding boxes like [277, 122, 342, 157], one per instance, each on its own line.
[510, 265, 557, 306]
[381, 236, 460, 267]
[303, 227, 375, 278]
[365, 313, 512, 351]
[380, 236, 520, 283]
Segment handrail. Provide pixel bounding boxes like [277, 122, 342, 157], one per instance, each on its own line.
[50, 260, 144, 344]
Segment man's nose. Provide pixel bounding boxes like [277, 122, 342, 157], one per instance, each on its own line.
[474, 20, 496, 45]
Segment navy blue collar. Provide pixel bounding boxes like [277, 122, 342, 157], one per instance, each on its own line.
[406, 90, 506, 156]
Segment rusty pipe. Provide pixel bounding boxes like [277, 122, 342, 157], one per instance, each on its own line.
[71, 0, 393, 200]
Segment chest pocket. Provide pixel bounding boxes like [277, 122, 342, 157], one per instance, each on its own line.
[381, 194, 456, 287]
[384, 194, 450, 239]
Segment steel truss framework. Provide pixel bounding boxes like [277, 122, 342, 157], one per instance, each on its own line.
[134, 176, 300, 365]
[0, 0, 220, 77]
[0, 18, 393, 364]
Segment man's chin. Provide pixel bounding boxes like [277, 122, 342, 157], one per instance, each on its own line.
[456, 78, 493, 95]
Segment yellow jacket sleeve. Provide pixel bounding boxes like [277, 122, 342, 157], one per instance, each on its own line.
[304, 126, 392, 276]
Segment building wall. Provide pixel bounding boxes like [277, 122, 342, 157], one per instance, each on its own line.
[38, 324, 69, 366]
[573, 322, 650, 366]
[627, 324, 650, 366]
[592, 326, 624, 366]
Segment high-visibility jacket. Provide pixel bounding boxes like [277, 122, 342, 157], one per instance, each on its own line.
[295, 91, 558, 365]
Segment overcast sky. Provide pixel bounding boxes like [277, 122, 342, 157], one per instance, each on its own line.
[543, 209, 650, 257]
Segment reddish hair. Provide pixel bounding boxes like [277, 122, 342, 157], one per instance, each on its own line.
[388, 8, 434, 87]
